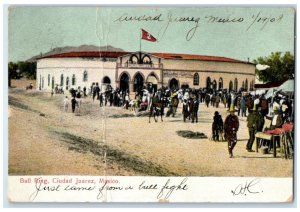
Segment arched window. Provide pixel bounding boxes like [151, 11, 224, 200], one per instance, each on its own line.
[72, 74, 76, 86]
[51, 76, 55, 89]
[66, 77, 70, 90]
[48, 74, 50, 86]
[83, 70, 88, 82]
[245, 79, 248, 91]
[234, 78, 238, 92]
[193, 73, 199, 85]
[242, 81, 245, 90]
[60, 74, 64, 86]
[218, 78, 223, 90]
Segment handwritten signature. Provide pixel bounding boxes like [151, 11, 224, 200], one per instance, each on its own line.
[231, 178, 262, 196]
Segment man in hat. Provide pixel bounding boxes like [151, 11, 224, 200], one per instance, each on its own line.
[224, 104, 240, 158]
[246, 104, 259, 152]
[212, 111, 223, 141]
[191, 95, 199, 123]
[269, 106, 283, 130]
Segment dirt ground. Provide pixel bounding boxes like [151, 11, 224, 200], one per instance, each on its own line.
[8, 80, 293, 177]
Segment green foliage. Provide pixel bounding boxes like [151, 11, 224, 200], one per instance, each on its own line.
[253, 52, 294, 83]
[8, 62, 19, 87]
[17, 61, 36, 80]
[8, 61, 36, 84]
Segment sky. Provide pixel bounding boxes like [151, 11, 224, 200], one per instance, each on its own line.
[8, 6, 295, 62]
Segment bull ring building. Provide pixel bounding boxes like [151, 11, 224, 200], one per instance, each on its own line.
[36, 51, 256, 95]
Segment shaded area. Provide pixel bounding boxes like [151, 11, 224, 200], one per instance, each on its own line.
[177, 130, 208, 139]
[109, 114, 135, 118]
[8, 96, 39, 113]
[53, 131, 178, 176]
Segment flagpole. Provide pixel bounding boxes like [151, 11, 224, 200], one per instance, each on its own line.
[139, 29, 142, 64]
[139, 29, 142, 52]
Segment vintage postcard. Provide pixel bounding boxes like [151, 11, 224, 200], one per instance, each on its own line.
[7, 6, 294, 203]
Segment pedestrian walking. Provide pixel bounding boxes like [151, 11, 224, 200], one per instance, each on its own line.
[224, 104, 239, 158]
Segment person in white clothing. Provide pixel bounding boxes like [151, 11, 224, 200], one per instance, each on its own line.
[63, 96, 69, 112]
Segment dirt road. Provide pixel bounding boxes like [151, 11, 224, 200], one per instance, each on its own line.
[8, 84, 293, 177]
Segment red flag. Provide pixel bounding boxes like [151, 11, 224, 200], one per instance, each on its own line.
[141, 29, 157, 42]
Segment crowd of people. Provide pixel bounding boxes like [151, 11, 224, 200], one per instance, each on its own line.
[57, 82, 294, 158]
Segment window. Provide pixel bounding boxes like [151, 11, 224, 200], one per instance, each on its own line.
[245, 79, 248, 91]
[48, 74, 50, 86]
[83, 70, 88, 82]
[52, 77, 55, 89]
[72, 74, 76, 86]
[193, 73, 199, 85]
[60, 74, 64, 86]
[66, 77, 70, 90]
[234, 78, 238, 92]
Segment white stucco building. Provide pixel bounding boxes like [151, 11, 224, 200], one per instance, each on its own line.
[36, 50, 256, 95]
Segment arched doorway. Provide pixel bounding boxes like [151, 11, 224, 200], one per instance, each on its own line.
[102, 76, 111, 84]
[245, 79, 248, 91]
[102, 76, 111, 91]
[133, 73, 144, 92]
[206, 77, 211, 89]
[146, 73, 158, 93]
[169, 78, 179, 90]
[234, 78, 238, 92]
[219, 78, 223, 90]
[229, 81, 233, 92]
[120, 73, 130, 92]
[212, 80, 217, 90]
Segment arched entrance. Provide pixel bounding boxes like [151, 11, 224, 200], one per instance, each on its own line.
[133, 73, 144, 92]
[206, 77, 211, 89]
[102, 76, 111, 84]
[229, 81, 233, 92]
[212, 80, 217, 90]
[218, 78, 223, 90]
[146, 73, 158, 93]
[102, 76, 111, 91]
[120, 73, 130, 92]
[169, 78, 179, 90]
[234, 78, 238, 92]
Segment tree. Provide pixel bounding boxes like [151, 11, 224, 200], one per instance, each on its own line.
[253, 52, 294, 83]
[17, 61, 36, 80]
[8, 62, 19, 87]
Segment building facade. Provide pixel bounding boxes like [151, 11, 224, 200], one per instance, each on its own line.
[36, 51, 256, 94]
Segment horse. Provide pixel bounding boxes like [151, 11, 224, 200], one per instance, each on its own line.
[149, 96, 165, 123]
